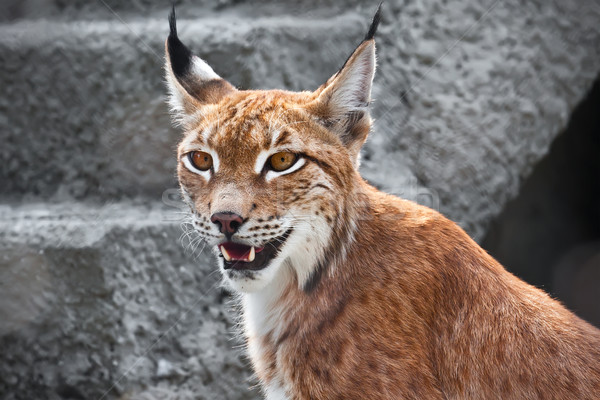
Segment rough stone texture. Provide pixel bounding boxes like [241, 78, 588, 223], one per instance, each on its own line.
[0, 0, 364, 22]
[0, 202, 259, 400]
[0, 0, 599, 399]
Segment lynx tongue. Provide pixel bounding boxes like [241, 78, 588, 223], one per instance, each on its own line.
[219, 242, 264, 262]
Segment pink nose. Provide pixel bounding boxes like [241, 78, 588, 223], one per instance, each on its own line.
[211, 212, 244, 235]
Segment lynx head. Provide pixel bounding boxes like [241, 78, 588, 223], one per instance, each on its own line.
[165, 6, 381, 293]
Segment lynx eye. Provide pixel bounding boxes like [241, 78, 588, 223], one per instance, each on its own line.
[269, 152, 298, 172]
[189, 151, 213, 171]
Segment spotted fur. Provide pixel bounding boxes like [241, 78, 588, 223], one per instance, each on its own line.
[165, 6, 600, 399]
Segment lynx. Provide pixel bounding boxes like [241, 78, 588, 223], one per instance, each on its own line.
[164, 6, 600, 399]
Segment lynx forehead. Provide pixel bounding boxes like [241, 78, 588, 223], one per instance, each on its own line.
[165, 5, 600, 400]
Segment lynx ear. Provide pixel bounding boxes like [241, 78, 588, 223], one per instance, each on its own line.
[164, 7, 236, 127]
[308, 5, 381, 168]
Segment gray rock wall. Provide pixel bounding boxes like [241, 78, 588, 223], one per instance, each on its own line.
[0, 0, 598, 399]
[482, 79, 600, 328]
[0, 203, 258, 399]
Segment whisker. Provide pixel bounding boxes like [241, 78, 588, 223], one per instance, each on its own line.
[193, 242, 209, 260]
[186, 236, 203, 254]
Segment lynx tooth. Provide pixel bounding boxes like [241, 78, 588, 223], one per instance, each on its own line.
[220, 246, 231, 262]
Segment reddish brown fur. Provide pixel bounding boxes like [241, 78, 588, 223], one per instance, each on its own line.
[253, 185, 600, 398]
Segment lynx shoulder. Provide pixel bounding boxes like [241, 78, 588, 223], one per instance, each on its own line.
[164, 6, 600, 399]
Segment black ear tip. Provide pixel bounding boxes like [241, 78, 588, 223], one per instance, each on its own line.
[166, 4, 193, 78]
[364, 2, 383, 41]
[169, 3, 177, 38]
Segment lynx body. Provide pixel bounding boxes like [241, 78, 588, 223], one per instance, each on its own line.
[165, 7, 600, 399]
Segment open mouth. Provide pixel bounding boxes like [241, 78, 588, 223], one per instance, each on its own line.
[218, 229, 292, 271]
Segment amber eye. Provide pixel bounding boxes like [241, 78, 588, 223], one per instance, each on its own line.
[189, 151, 213, 171]
[269, 152, 298, 172]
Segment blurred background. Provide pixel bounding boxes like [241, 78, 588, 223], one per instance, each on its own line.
[0, 0, 598, 399]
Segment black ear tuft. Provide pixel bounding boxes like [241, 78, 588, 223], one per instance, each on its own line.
[364, 2, 383, 41]
[167, 5, 193, 79]
[169, 4, 177, 37]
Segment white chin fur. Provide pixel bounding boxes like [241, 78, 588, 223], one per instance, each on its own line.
[221, 255, 290, 293]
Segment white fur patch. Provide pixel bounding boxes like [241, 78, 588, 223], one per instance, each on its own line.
[265, 157, 305, 182]
[254, 150, 271, 175]
[205, 147, 220, 173]
[165, 55, 221, 127]
[243, 266, 292, 336]
[269, 129, 283, 146]
[165, 73, 188, 126]
[264, 384, 290, 400]
[321, 41, 376, 117]
[286, 213, 332, 288]
[179, 129, 205, 150]
[191, 56, 220, 81]
[254, 150, 305, 181]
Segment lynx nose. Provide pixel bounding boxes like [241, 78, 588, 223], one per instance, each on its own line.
[211, 212, 244, 237]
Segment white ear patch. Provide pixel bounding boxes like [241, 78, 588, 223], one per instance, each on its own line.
[165, 73, 191, 126]
[326, 41, 376, 115]
[191, 56, 220, 81]
[165, 58, 219, 127]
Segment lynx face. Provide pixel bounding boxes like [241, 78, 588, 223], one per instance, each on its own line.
[165, 9, 377, 293]
[176, 95, 358, 292]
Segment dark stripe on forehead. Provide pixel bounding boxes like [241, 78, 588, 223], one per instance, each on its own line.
[232, 95, 270, 119]
[213, 97, 272, 137]
[220, 104, 239, 123]
[274, 130, 292, 147]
